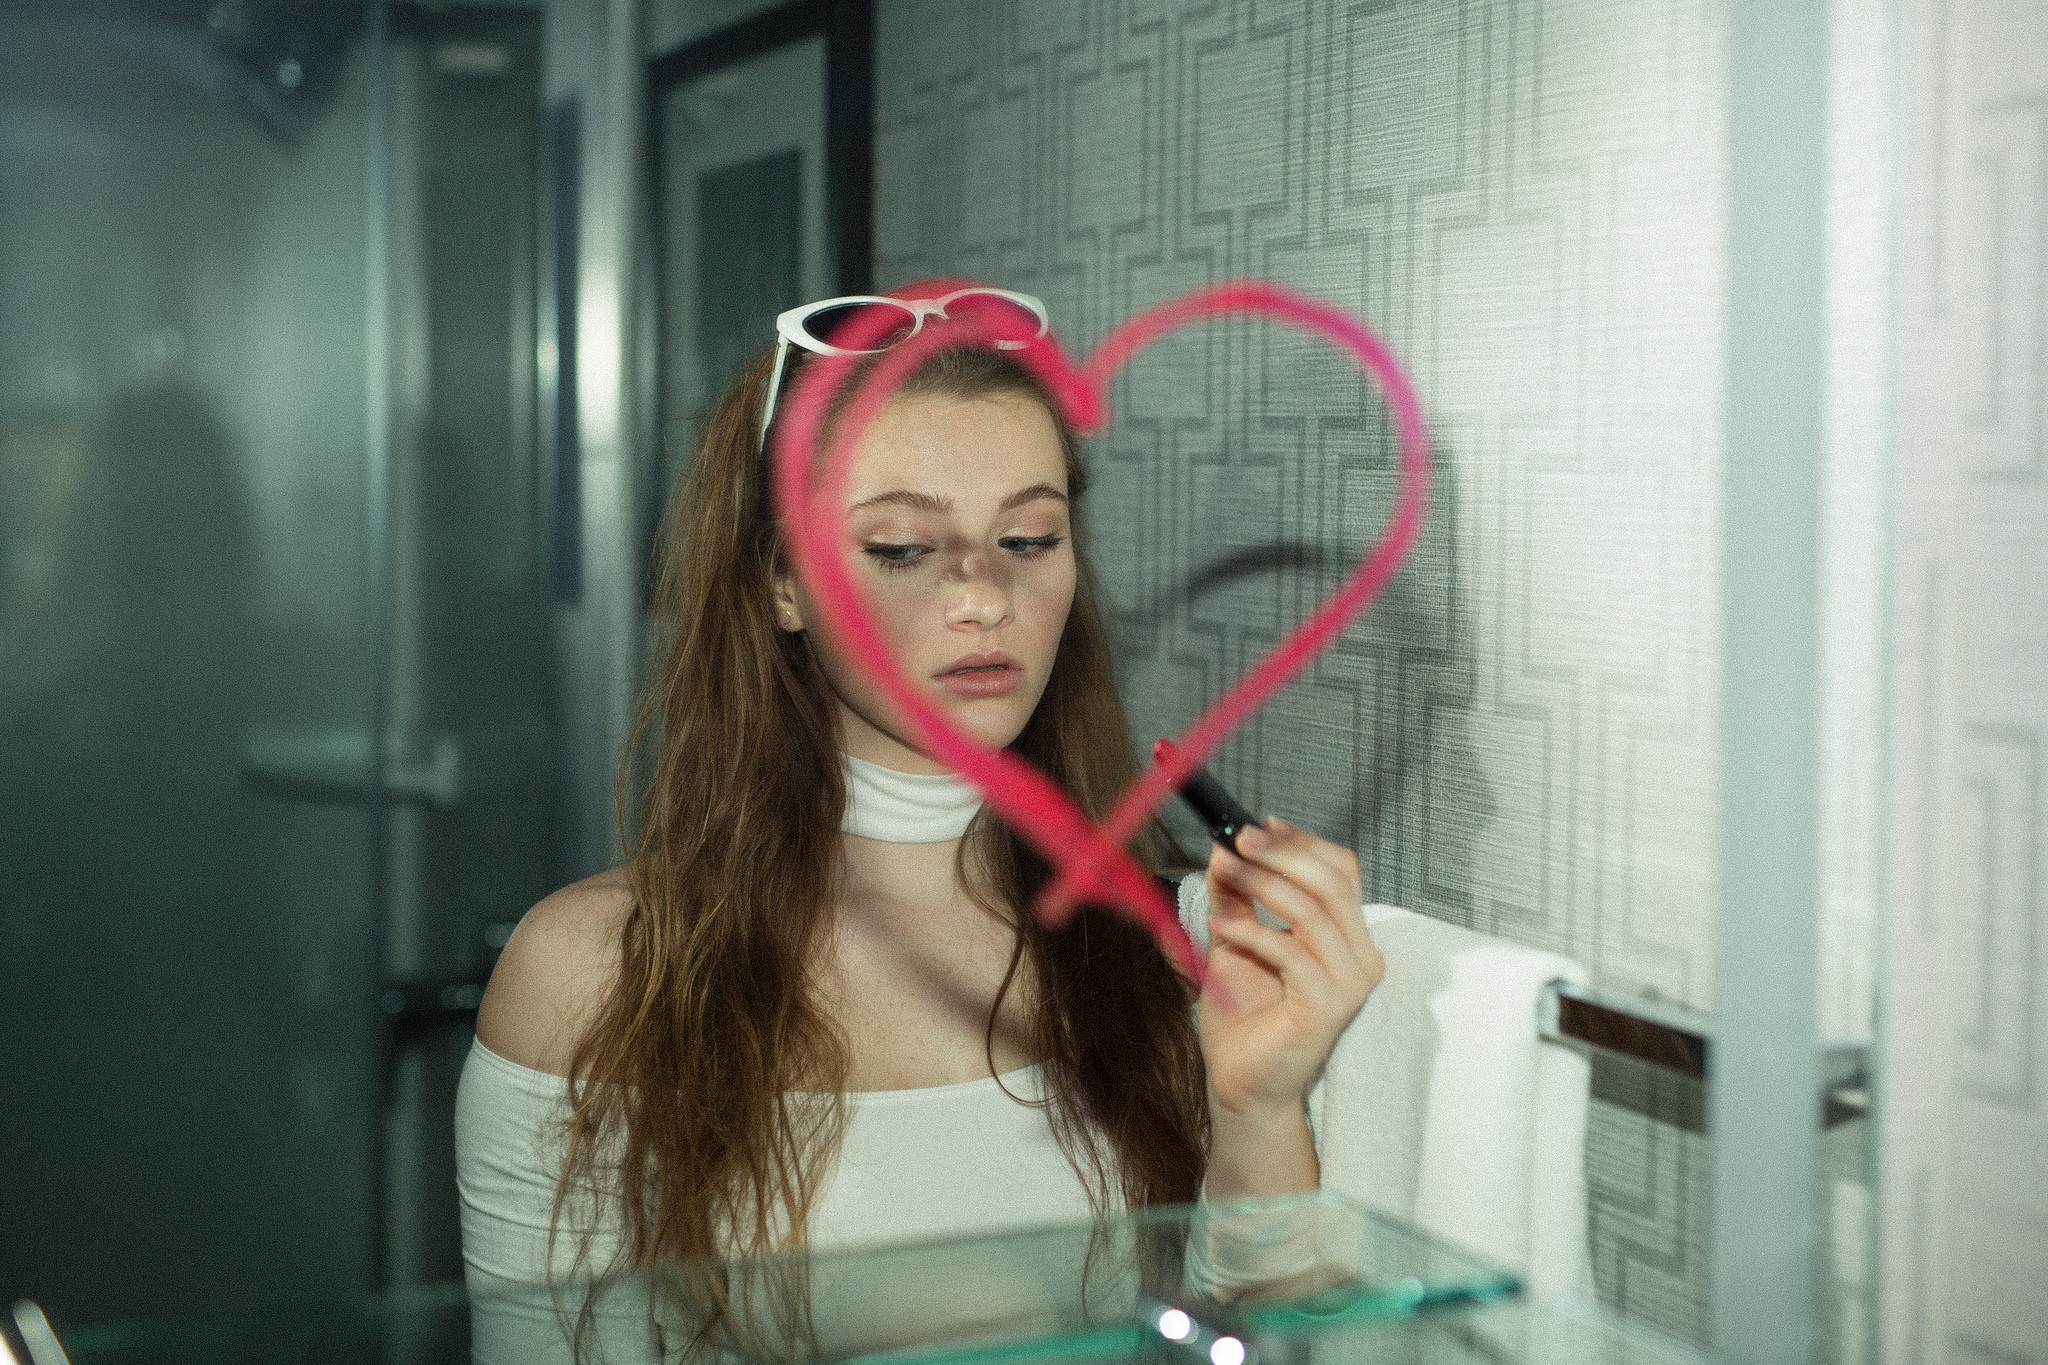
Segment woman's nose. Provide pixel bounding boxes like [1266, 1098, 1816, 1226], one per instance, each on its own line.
[945, 552, 1014, 629]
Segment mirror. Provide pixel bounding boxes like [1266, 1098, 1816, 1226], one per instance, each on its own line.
[10, 4, 2046, 1365]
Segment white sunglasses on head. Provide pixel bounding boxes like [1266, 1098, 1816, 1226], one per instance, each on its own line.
[756, 287, 1051, 449]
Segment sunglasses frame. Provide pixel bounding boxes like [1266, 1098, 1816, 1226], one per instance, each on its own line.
[755, 287, 1050, 449]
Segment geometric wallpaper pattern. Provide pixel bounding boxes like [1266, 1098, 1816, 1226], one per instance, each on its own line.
[871, 0, 1727, 1341]
[875, 0, 1725, 1009]
[1879, 1, 2048, 1361]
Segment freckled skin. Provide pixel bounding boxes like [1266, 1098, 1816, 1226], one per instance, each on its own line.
[769, 390, 1380, 1198]
[774, 392, 1075, 773]
[770, 391, 1077, 1093]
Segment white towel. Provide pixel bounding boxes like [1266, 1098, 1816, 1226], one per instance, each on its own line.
[1179, 876, 1594, 1298]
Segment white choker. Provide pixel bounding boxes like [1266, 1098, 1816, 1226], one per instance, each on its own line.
[840, 752, 984, 842]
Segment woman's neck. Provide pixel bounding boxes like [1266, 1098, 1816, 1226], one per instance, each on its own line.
[827, 830, 1038, 1089]
[825, 752, 1036, 1089]
[836, 827, 967, 911]
[835, 711, 955, 777]
[832, 746, 992, 976]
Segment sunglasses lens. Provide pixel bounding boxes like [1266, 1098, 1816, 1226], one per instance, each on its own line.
[803, 300, 920, 352]
[944, 292, 1046, 346]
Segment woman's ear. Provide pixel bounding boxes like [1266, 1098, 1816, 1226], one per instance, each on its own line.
[772, 573, 804, 632]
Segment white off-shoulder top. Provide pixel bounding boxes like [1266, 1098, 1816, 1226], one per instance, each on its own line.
[454, 1036, 1100, 1363]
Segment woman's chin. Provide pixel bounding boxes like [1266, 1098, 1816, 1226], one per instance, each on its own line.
[932, 695, 1033, 752]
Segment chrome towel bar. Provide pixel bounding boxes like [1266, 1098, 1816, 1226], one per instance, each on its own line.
[1537, 980, 1869, 1129]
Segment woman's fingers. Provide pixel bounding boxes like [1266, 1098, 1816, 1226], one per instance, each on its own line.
[1236, 818, 1376, 964]
[1200, 819, 1387, 1125]
[1204, 859, 1261, 949]
[1237, 821, 1357, 918]
[1211, 845, 1360, 982]
[1208, 909, 1332, 1000]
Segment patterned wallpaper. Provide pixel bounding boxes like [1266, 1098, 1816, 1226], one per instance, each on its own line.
[875, 0, 1723, 1007]
[871, 0, 1726, 1340]
[1880, 0, 2048, 1361]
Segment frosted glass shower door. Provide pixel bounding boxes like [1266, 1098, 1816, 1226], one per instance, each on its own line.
[0, 3, 551, 1326]
[0, 8, 382, 1323]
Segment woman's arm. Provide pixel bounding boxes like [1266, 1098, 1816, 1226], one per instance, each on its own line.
[1193, 817, 1382, 1201]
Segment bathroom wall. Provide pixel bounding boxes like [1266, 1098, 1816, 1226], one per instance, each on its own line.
[874, 0, 1726, 1004]
[870, 0, 1727, 1338]
[1880, 1, 2048, 1360]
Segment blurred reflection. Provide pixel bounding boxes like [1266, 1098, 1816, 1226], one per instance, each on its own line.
[47, 383, 255, 730]
[0, 5, 380, 1322]
[1, 1, 549, 1324]
[0, 381, 290, 1320]
[0, 412, 88, 641]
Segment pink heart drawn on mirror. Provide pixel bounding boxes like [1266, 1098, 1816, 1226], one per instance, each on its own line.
[772, 280, 1432, 981]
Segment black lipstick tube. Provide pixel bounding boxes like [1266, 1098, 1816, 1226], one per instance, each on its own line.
[1153, 738, 1264, 855]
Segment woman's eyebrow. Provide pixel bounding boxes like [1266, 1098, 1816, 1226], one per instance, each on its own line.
[849, 489, 950, 513]
[998, 482, 1069, 512]
[848, 483, 1069, 514]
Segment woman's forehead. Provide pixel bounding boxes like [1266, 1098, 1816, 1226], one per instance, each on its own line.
[844, 392, 1067, 506]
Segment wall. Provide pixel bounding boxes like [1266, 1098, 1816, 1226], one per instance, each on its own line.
[872, 0, 1727, 1340]
[1880, 0, 2048, 1360]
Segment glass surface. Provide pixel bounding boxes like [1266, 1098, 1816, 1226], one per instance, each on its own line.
[1267, 1298, 1726, 1365]
[0, 2, 550, 1323]
[656, 1192, 1519, 1364]
[45, 1194, 1517, 1365]
[0, 7, 380, 1323]
[39, 1195, 1727, 1365]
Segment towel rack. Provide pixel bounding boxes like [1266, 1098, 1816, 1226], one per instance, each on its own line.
[1537, 980, 1868, 1129]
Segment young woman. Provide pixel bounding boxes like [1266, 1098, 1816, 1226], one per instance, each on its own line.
[456, 285, 1384, 1357]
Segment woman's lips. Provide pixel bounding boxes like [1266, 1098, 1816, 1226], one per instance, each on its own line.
[934, 657, 1023, 697]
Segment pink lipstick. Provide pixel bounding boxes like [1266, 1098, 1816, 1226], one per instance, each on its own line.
[934, 651, 1022, 697]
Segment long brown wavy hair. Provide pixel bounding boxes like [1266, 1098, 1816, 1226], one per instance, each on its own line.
[556, 340, 1207, 1356]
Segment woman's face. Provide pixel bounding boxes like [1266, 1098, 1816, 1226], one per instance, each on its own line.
[775, 390, 1077, 776]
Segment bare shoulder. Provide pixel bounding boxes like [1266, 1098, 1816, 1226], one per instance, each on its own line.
[475, 866, 635, 1078]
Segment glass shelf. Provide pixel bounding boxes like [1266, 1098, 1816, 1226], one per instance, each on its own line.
[31, 1193, 1712, 1365]
[1239, 1297, 1728, 1365]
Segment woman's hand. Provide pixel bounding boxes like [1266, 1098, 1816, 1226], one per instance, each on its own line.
[1196, 817, 1382, 1200]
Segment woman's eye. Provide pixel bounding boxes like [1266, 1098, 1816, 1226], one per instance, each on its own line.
[864, 543, 928, 572]
[1001, 535, 1065, 557]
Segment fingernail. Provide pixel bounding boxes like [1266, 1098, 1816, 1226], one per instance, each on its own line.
[1237, 824, 1271, 852]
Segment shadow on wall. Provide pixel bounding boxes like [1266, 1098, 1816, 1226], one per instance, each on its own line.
[1106, 420, 1490, 922]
